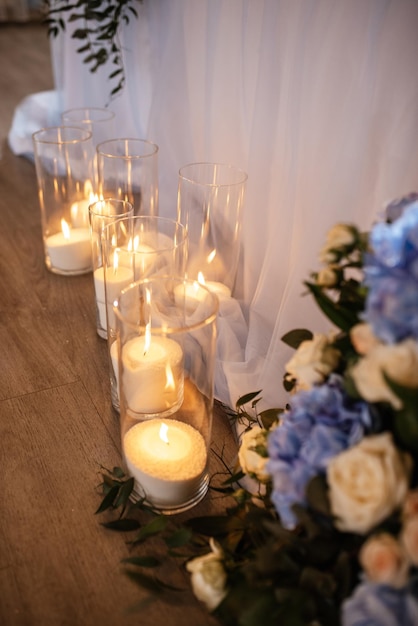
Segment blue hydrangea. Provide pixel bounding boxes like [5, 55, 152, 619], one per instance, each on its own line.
[342, 582, 418, 626]
[266, 374, 371, 529]
[363, 201, 418, 343]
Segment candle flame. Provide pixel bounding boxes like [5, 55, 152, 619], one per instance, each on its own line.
[143, 322, 151, 355]
[113, 248, 120, 275]
[61, 218, 71, 240]
[198, 272, 206, 286]
[207, 249, 217, 264]
[159, 422, 169, 444]
[164, 363, 175, 391]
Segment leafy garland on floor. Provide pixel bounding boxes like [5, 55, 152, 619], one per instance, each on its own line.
[44, 0, 142, 100]
[96, 192, 418, 626]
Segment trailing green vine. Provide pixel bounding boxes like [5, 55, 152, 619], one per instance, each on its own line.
[44, 0, 142, 101]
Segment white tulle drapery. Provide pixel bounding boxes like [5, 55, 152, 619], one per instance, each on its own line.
[9, 0, 418, 410]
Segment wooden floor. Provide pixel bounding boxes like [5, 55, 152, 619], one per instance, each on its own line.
[0, 20, 54, 146]
[0, 21, 236, 626]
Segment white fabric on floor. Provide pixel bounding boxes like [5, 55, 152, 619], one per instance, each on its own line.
[9, 0, 418, 409]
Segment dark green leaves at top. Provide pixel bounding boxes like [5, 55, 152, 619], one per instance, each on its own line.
[281, 328, 313, 349]
[304, 281, 360, 332]
[44, 0, 142, 101]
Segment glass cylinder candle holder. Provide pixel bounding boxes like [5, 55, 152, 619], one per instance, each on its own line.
[89, 199, 134, 339]
[102, 216, 188, 411]
[32, 126, 97, 275]
[96, 138, 159, 216]
[177, 162, 247, 297]
[113, 276, 219, 513]
[61, 107, 115, 147]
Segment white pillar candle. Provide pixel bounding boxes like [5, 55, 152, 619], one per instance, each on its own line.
[93, 265, 134, 330]
[123, 418, 207, 507]
[204, 281, 231, 298]
[46, 221, 92, 273]
[121, 335, 184, 416]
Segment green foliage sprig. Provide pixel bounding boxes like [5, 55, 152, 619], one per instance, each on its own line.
[44, 0, 142, 101]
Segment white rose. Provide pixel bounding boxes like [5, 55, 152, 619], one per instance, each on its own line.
[401, 516, 418, 567]
[238, 426, 270, 483]
[319, 223, 356, 262]
[316, 267, 338, 288]
[349, 339, 418, 409]
[350, 323, 383, 356]
[186, 538, 227, 611]
[359, 533, 409, 588]
[327, 433, 411, 534]
[285, 333, 340, 390]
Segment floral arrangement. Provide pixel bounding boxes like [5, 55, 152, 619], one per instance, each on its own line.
[97, 193, 418, 625]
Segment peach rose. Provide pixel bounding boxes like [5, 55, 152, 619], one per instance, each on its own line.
[359, 533, 409, 588]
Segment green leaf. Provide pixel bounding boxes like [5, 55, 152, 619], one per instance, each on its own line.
[101, 518, 140, 532]
[122, 555, 161, 568]
[114, 476, 135, 509]
[133, 515, 168, 543]
[259, 408, 283, 429]
[164, 528, 192, 549]
[236, 391, 262, 408]
[124, 569, 183, 595]
[305, 475, 332, 518]
[95, 484, 119, 514]
[186, 514, 245, 537]
[305, 281, 359, 331]
[384, 374, 418, 453]
[281, 328, 313, 349]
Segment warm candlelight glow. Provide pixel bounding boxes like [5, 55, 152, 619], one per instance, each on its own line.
[159, 422, 169, 444]
[165, 363, 175, 391]
[112, 248, 120, 275]
[61, 218, 71, 240]
[143, 322, 151, 355]
[207, 249, 217, 264]
[198, 271, 206, 285]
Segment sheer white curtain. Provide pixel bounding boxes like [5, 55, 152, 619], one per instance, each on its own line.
[9, 0, 418, 409]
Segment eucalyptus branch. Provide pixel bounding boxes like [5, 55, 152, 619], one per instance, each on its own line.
[44, 0, 142, 102]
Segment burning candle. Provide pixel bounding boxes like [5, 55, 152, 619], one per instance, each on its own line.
[123, 418, 207, 507]
[46, 218, 92, 273]
[70, 191, 98, 228]
[94, 249, 134, 331]
[121, 327, 184, 416]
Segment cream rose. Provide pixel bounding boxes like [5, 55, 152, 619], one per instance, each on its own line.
[359, 533, 409, 588]
[316, 267, 338, 288]
[327, 433, 411, 534]
[401, 516, 418, 567]
[350, 323, 383, 356]
[349, 338, 418, 409]
[285, 333, 340, 390]
[319, 223, 356, 263]
[186, 538, 227, 611]
[238, 426, 270, 482]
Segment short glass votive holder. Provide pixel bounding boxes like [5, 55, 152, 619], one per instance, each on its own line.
[96, 138, 159, 216]
[102, 216, 188, 411]
[89, 198, 134, 339]
[32, 126, 96, 276]
[113, 276, 219, 513]
[177, 162, 247, 296]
